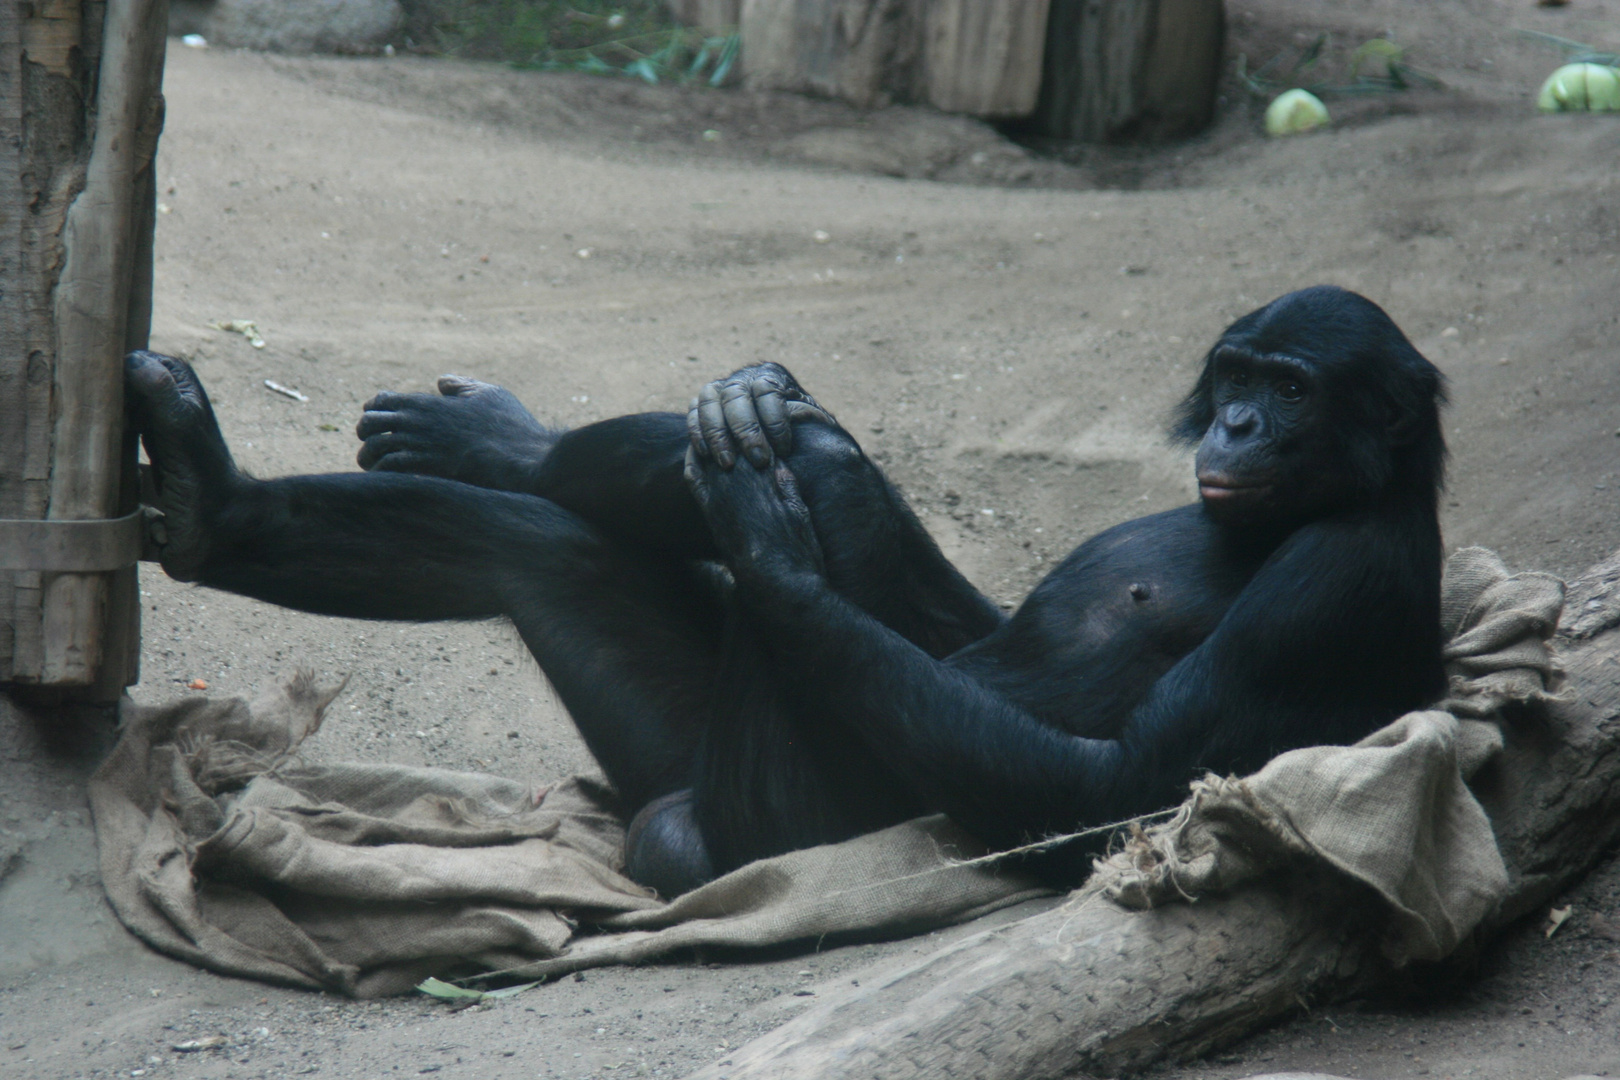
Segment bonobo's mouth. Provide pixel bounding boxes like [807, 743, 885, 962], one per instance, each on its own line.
[1197, 475, 1273, 504]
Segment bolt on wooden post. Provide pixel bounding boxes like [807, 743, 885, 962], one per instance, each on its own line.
[0, 0, 167, 701]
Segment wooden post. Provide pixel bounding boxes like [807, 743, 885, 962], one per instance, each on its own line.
[739, 0, 1050, 117]
[740, 0, 926, 109]
[0, 0, 166, 700]
[1030, 0, 1224, 142]
[687, 552, 1620, 1080]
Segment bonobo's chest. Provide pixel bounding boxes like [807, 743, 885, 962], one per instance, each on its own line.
[950, 505, 1269, 738]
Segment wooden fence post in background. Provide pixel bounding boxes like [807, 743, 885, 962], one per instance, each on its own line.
[1031, 0, 1224, 142]
[736, 0, 1051, 118]
[0, 0, 167, 702]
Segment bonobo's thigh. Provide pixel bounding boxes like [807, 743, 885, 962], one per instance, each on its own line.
[778, 423, 1003, 658]
[191, 472, 729, 811]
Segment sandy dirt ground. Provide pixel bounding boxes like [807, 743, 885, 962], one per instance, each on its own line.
[4, 0, 1620, 1076]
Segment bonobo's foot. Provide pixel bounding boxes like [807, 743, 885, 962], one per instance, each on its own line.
[356, 375, 557, 494]
[125, 350, 241, 582]
[624, 789, 715, 898]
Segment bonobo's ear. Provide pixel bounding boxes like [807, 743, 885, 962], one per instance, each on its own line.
[1387, 405, 1420, 445]
[1381, 346, 1447, 446]
[1169, 348, 1218, 446]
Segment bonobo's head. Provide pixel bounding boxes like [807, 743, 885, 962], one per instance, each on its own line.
[1172, 286, 1447, 527]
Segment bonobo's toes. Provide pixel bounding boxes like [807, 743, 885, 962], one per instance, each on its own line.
[124, 350, 238, 582]
[436, 373, 492, 396]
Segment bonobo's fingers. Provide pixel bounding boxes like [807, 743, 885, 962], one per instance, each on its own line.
[688, 363, 838, 471]
[683, 444, 711, 507]
[124, 350, 239, 582]
[695, 381, 735, 469]
[686, 398, 707, 459]
[752, 387, 792, 455]
[721, 381, 772, 469]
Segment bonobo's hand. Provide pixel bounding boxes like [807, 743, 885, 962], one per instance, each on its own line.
[687, 363, 836, 470]
[356, 376, 557, 493]
[684, 445, 826, 585]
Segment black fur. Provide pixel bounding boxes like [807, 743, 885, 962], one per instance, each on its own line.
[126, 285, 1446, 894]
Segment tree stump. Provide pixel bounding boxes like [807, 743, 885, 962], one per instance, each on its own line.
[1030, 0, 1224, 142]
[922, 0, 1051, 117]
[739, 0, 1050, 118]
[686, 550, 1620, 1080]
[0, 0, 167, 699]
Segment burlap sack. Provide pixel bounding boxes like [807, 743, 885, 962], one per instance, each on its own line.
[90, 676, 1047, 996]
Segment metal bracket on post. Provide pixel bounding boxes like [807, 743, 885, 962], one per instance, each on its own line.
[0, 508, 149, 572]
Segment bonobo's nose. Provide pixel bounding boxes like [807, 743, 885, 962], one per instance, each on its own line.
[1217, 403, 1260, 439]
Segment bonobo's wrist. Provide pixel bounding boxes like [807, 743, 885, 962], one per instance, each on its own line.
[729, 558, 828, 618]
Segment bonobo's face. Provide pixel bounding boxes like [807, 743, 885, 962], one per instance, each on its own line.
[1192, 344, 1336, 525]
[1175, 285, 1447, 531]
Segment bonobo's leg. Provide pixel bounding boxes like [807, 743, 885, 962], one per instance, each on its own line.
[783, 423, 1003, 659]
[353, 368, 1004, 653]
[357, 379, 716, 559]
[127, 351, 719, 810]
[680, 423, 1007, 874]
[130, 352, 1001, 891]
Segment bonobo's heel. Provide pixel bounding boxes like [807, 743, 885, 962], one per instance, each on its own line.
[124, 350, 241, 582]
[624, 788, 715, 899]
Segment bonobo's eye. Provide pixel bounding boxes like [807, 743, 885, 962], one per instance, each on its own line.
[1277, 379, 1305, 402]
[1227, 370, 1250, 389]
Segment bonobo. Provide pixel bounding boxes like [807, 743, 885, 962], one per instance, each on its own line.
[126, 285, 1446, 895]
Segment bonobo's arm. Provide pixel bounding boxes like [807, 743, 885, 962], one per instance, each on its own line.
[688, 456, 1430, 877]
[356, 365, 834, 558]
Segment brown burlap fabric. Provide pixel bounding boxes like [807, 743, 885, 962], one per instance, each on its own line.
[90, 677, 1048, 996]
[90, 548, 1562, 994]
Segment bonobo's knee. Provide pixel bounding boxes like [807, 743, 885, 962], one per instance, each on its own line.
[783, 421, 877, 505]
[623, 789, 715, 898]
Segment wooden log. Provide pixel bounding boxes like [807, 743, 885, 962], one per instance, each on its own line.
[922, 0, 1051, 118]
[740, 0, 924, 110]
[691, 551, 1620, 1080]
[739, 0, 1050, 119]
[1030, 0, 1223, 142]
[0, 0, 165, 696]
[665, 0, 741, 34]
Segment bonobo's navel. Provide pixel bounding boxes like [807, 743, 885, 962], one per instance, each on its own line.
[1128, 582, 1151, 602]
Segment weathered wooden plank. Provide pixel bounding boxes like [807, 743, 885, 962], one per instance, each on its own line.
[741, 0, 924, 110]
[40, 0, 166, 688]
[739, 0, 1051, 119]
[1031, 0, 1223, 142]
[691, 552, 1620, 1080]
[0, 0, 94, 681]
[0, 0, 24, 679]
[922, 0, 1050, 118]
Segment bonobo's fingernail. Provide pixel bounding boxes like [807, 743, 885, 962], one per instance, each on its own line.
[717, 451, 734, 469]
[747, 446, 771, 469]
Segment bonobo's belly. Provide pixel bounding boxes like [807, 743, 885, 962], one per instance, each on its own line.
[949, 505, 1267, 739]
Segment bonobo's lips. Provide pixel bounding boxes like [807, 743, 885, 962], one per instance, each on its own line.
[1197, 475, 1272, 504]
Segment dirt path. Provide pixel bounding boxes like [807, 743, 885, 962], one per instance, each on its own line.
[3, 1, 1620, 1076]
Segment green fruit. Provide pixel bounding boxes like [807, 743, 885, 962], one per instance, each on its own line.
[1537, 62, 1620, 113]
[1265, 89, 1331, 136]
